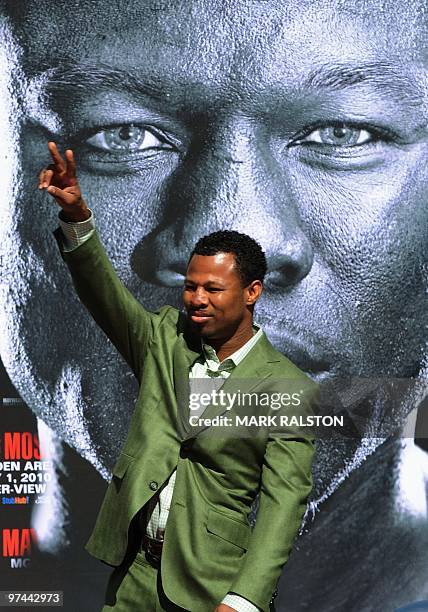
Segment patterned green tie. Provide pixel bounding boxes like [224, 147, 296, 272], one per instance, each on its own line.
[206, 359, 235, 378]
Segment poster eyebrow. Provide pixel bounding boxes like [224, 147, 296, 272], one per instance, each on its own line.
[36, 59, 424, 112]
[41, 62, 172, 103]
[302, 61, 424, 106]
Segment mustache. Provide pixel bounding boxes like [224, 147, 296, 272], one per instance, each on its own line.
[261, 315, 349, 365]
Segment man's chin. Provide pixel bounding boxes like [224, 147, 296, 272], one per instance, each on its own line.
[187, 316, 217, 337]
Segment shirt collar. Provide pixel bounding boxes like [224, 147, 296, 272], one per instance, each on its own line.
[201, 323, 263, 368]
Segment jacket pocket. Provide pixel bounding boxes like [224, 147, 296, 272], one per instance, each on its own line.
[206, 508, 251, 550]
[111, 453, 135, 479]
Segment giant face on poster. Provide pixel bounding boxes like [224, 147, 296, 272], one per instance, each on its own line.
[0, 1, 427, 611]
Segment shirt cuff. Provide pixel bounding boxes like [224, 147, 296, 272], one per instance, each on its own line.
[221, 593, 261, 612]
[58, 209, 95, 252]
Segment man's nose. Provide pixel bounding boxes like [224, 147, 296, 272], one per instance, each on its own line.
[133, 119, 313, 290]
[188, 287, 209, 308]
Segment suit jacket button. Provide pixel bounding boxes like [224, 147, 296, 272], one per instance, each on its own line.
[149, 481, 158, 491]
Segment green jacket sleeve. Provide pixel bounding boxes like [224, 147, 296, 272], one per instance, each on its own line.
[54, 227, 158, 381]
[228, 433, 315, 611]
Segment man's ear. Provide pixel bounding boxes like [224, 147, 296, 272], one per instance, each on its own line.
[246, 280, 263, 305]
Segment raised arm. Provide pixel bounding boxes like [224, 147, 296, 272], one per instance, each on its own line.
[39, 142, 158, 380]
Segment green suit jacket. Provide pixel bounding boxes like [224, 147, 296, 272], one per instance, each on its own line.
[55, 229, 318, 612]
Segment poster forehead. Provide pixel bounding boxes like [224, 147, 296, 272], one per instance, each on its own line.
[8, 0, 428, 64]
[8, 0, 427, 119]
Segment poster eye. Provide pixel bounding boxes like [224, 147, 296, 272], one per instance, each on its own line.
[86, 124, 173, 152]
[301, 125, 373, 146]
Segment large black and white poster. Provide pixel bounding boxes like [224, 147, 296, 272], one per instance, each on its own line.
[0, 1, 427, 611]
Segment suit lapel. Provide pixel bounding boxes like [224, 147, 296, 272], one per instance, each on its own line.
[173, 319, 202, 439]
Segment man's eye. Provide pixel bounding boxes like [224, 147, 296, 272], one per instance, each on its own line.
[86, 124, 173, 152]
[298, 124, 373, 147]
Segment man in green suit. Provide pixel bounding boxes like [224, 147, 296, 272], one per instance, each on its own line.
[39, 142, 318, 612]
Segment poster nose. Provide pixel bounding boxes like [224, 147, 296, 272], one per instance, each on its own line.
[132, 121, 314, 289]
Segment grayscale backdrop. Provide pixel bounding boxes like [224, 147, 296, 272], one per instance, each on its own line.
[0, 1, 427, 611]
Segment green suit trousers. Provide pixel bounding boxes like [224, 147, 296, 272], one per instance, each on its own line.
[102, 548, 186, 611]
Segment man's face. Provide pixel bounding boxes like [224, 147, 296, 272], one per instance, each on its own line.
[183, 252, 252, 339]
[1, 0, 428, 484]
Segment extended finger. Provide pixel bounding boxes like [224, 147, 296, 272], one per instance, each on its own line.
[65, 149, 77, 180]
[47, 141, 66, 172]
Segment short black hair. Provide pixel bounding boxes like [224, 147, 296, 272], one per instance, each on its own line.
[189, 230, 267, 286]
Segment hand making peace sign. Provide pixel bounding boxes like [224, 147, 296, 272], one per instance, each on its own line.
[38, 142, 90, 222]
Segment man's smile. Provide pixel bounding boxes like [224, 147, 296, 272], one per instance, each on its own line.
[189, 311, 214, 323]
